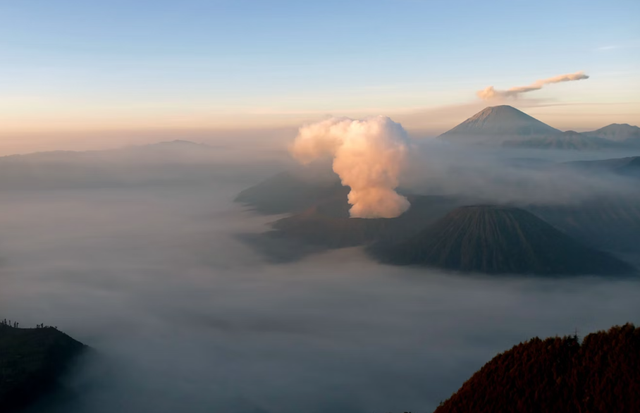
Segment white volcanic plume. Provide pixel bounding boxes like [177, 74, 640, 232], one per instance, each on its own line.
[477, 71, 589, 101]
[290, 116, 410, 218]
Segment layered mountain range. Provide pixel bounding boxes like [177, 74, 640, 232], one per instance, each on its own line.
[0, 140, 281, 190]
[237, 173, 638, 275]
[235, 105, 640, 274]
[438, 105, 640, 150]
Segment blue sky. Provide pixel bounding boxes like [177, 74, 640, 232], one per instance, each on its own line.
[0, 0, 639, 141]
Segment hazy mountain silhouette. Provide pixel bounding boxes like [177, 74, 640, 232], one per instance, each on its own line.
[270, 195, 466, 248]
[239, 193, 471, 263]
[439, 106, 559, 143]
[529, 196, 640, 255]
[0, 140, 216, 164]
[566, 155, 640, 177]
[502, 131, 620, 150]
[0, 324, 86, 412]
[585, 123, 640, 143]
[437, 106, 636, 150]
[373, 205, 634, 275]
[434, 323, 640, 413]
[235, 170, 344, 214]
[236, 168, 640, 266]
[0, 140, 252, 190]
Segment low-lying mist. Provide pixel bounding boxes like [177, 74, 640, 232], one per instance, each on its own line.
[402, 140, 640, 206]
[0, 141, 639, 413]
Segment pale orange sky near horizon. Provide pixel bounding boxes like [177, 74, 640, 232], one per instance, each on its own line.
[2, 65, 639, 156]
[1, 98, 639, 156]
[2, 0, 639, 156]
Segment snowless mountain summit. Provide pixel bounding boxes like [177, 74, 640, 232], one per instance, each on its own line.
[585, 123, 640, 142]
[439, 105, 560, 143]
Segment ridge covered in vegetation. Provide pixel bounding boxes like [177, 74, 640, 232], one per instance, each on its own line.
[0, 323, 86, 412]
[435, 324, 640, 413]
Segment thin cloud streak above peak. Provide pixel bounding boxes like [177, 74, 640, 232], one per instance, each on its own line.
[477, 71, 590, 101]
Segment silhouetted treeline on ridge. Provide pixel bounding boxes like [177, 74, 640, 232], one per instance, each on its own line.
[0, 322, 85, 412]
[435, 324, 640, 413]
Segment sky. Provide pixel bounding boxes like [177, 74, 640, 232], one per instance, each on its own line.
[1, 0, 639, 151]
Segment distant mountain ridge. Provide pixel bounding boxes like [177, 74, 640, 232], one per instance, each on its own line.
[0, 139, 254, 190]
[564, 155, 640, 178]
[585, 123, 640, 142]
[502, 131, 620, 151]
[237, 164, 640, 263]
[0, 140, 213, 162]
[440, 106, 640, 150]
[567, 155, 640, 170]
[269, 194, 466, 248]
[235, 169, 342, 214]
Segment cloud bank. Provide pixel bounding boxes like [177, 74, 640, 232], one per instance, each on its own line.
[477, 71, 589, 101]
[290, 116, 410, 218]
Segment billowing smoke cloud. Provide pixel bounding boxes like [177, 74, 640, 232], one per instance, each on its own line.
[290, 116, 410, 218]
[477, 71, 589, 101]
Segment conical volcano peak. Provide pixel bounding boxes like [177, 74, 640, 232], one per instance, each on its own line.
[375, 205, 634, 275]
[468, 105, 528, 120]
[439, 105, 560, 142]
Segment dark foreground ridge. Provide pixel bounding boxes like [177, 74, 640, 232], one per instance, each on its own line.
[373, 205, 634, 275]
[0, 323, 86, 412]
[435, 323, 640, 413]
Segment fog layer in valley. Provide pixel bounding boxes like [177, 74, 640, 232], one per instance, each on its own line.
[0, 140, 639, 413]
[402, 141, 640, 206]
